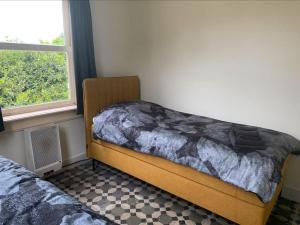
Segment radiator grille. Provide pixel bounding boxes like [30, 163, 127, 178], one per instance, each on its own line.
[30, 126, 60, 170]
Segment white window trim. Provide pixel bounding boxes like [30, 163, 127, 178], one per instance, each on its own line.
[1, 0, 76, 118]
[3, 105, 80, 132]
[0, 42, 66, 52]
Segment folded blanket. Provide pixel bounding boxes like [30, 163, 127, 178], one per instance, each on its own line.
[93, 100, 300, 203]
[231, 125, 266, 151]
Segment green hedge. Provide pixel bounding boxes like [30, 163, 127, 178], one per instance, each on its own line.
[0, 50, 69, 108]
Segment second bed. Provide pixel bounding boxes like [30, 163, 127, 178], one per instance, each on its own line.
[83, 76, 299, 225]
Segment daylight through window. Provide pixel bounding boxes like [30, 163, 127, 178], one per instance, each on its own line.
[0, 1, 75, 116]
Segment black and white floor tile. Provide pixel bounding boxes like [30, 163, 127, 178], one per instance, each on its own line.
[49, 161, 300, 225]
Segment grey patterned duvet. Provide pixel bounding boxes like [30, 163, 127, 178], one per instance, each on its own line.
[93, 101, 300, 203]
[0, 156, 115, 225]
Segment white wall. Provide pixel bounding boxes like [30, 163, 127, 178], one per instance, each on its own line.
[0, 117, 86, 167]
[91, 0, 300, 201]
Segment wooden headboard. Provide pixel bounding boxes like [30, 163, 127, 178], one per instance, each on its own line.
[83, 76, 140, 149]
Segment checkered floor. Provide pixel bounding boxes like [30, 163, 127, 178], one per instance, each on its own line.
[49, 161, 300, 225]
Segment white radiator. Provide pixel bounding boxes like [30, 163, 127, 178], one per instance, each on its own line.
[24, 124, 62, 177]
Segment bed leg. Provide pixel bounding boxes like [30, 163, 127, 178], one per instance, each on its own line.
[92, 159, 97, 170]
[279, 190, 283, 199]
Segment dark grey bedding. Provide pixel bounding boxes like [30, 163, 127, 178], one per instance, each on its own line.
[93, 101, 300, 203]
[0, 156, 115, 225]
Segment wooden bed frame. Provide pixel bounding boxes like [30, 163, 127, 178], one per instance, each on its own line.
[83, 76, 290, 225]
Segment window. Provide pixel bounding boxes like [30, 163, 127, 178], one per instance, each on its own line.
[0, 1, 75, 117]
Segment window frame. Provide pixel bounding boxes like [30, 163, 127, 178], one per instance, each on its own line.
[0, 0, 76, 117]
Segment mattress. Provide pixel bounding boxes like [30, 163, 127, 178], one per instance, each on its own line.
[0, 156, 115, 225]
[93, 101, 300, 203]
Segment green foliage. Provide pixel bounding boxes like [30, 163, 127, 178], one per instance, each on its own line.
[39, 34, 64, 46]
[0, 36, 69, 108]
[51, 34, 65, 46]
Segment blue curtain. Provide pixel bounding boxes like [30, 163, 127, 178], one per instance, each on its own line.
[0, 108, 4, 132]
[69, 0, 97, 114]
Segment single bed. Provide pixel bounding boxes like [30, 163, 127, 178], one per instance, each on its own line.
[83, 76, 297, 225]
[0, 156, 115, 225]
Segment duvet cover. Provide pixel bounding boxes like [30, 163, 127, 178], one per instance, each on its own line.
[93, 101, 300, 203]
[0, 156, 115, 225]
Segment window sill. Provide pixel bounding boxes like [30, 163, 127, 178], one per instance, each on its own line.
[3, 105, 81, 132]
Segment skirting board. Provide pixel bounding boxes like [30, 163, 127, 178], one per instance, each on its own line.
[282, 186, 300, 203]
[45, 152, 89, 179]
[62, 152, 87, 166]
